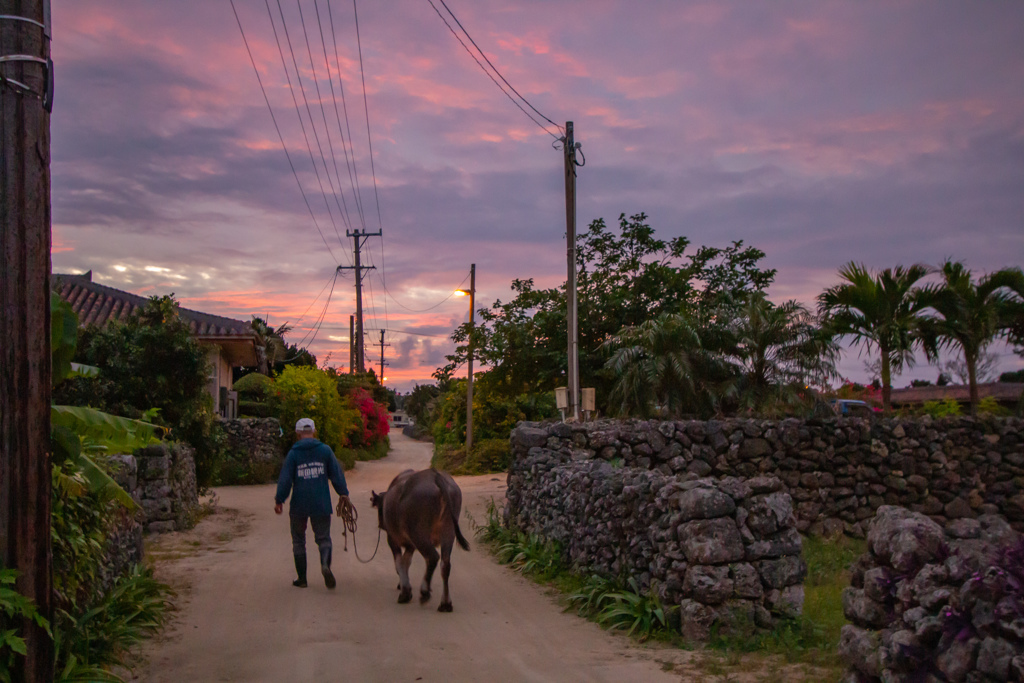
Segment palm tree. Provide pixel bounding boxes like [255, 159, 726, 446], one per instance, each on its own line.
[602, 313, 732, 418]
[250, 317, 293, 374]
[919, 261, 1024, 415]
[729, 293, 840, 414]
[818, 262, 930, 413]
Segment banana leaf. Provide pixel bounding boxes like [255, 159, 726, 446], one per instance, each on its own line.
[51, 406, 164, 511]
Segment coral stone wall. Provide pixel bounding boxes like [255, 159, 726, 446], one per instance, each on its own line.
[509, 416, 1023, 538]
[219, 417, 286, 484]
[508, 423, 807, 639]
[839, 506, 1024, 683]
[112, 442, 198, 533]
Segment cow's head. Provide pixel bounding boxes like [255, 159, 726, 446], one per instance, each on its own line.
[370, 490, 385, 529]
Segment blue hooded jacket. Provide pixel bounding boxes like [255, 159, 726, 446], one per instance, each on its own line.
[275, 438, 349, 518]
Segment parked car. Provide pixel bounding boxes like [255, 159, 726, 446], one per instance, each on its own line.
[830, 399, 874, 417]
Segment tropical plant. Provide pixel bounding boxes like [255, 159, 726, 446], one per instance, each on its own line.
[53, 565, 170, 682]
[818, 263, 931, 413]
[918, 261, 1024, 415]
[726, 293, 839, 414]
[603, 313, 732, 418]
[1, 568, 51, 678]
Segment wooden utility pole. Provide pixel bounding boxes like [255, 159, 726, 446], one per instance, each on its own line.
[465, 263, 475, 452]
[377, 329, 389, 383]
[563, 121, 580, 421]
[0, 0, 55, 679]
[341, 229, 380, 373]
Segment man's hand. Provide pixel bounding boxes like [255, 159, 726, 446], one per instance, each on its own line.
[274, 503, 283, 515]
[336, 495, 350, 517]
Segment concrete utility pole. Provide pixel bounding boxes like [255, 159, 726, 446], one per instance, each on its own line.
[377, 329, 389, 384]
[563, 121, 580, 421]
[465, 263, 475, 452]
[348, 314, 355, 374]
[339, 229, 380, 373]
[0, 0, 55, 679]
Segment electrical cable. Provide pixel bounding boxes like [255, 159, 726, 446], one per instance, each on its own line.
[297, 0, 358, 234]
[285, 268, 339, 357]
[230, 0, 340, 265]
[291, 268, 339, 328]
[378, 271, 469, 313]
[435, 0, 562, 135]
[352, 0, 386, 234]
[313, 0, 364, 231]
[268, 0, 347, 247]
[325, 0, 368, 231]
[425, 0, 560, 138]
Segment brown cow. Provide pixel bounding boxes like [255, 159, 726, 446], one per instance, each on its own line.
[371, 468, 469, 612]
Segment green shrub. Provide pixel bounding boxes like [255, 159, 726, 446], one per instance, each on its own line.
[233, 372, 274, 401]
[432, 379, 557, 448]
[977, 396, 1011, 416]
[274, 366, 361, 456]
[920, 397, 962, 417]
[431, 438, 511, 475]
[238, 399, 276, 419]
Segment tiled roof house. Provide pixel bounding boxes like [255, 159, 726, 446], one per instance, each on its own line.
[54, 271, 263, 418]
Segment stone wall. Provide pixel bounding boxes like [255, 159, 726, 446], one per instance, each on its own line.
[839, 506, 1024, 682]
[508, 416, 1024, 538]
[219, 417, 285, 484]
[113, 442, 198, 533]
[508, 424, 806, 639]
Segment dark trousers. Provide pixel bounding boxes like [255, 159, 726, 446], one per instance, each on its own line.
[290, 514, 332, 567]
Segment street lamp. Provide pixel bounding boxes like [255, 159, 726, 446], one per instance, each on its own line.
[454, 264, 476, 453]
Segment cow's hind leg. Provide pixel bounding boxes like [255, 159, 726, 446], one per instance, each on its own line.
[417, 542, 439, 604]
[438, 537, 454, 612]
[397, 547, 415, 604]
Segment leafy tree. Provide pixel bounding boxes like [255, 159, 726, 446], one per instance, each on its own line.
[437, 212, 775, 410]
[726, 293, 839, 414]
[818, 263, 930, 413]
[918, 261, 1024, 414]
[405, 383, 441, 426]
[70, 296, 209, 427]
[235, 317, 316, 381]
[1000, 369, 1024, 383]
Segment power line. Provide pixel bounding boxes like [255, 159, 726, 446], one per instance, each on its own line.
[326, 0, 368, 231]
[352, 0, 390, 343]
[291, 268, 339, 327]
[352, 0, 385, 235]
[377, 270, 469, 313]
[289, 267, 340, 352]
[425, 0, 561, 138]
[268, 0, 347, 246]
[297, 0, 358, 235]
[230, 0, 341, 264]
[314, 0, 364, 232]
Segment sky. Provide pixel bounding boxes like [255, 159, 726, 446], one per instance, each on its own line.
[50, 1, 1024, 393]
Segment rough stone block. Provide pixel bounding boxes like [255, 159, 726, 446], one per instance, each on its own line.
[679, 518, 745, 565]
[683, 564, 733, 605]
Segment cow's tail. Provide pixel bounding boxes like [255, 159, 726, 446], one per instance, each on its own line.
[435, 470, 470, 551]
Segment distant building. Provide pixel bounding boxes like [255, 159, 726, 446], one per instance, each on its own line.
[54, 271, 263, 418]
[889, 382, 1024, 411]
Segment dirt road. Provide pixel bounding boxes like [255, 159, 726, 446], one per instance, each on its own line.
[131, 432, 695, 682]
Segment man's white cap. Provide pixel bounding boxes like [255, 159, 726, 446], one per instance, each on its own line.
[295, 418, 316, 432]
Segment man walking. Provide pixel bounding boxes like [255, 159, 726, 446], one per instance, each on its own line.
[275, 418, 350, 589]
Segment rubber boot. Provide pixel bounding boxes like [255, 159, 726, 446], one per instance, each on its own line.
[293, 554, 308, 588]
[320, 546, 336, 589]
